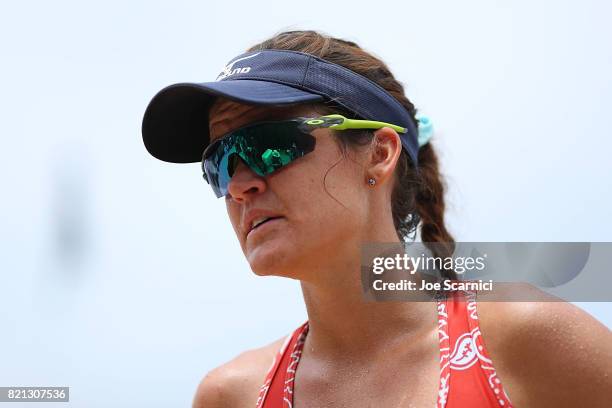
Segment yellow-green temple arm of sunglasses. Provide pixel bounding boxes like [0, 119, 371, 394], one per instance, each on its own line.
[322, 114, 407, 134]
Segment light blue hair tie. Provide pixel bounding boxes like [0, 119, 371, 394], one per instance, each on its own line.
[416, 113, 433, 147]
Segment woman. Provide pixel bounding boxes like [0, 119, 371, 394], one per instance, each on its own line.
[142, 31, 611, 407]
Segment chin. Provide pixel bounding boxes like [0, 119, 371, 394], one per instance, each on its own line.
[246, 241, 301, 279]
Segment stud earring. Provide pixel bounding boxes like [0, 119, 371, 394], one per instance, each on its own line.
[368, 178, 376, 186]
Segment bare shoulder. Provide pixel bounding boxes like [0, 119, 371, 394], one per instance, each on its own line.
[192, 336, 287, 408]
[477, 287, 612, 408]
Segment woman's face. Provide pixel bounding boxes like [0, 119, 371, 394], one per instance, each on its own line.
[208, 99, 374, 279]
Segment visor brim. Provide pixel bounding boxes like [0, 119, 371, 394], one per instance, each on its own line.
[141, 80, 324, 163]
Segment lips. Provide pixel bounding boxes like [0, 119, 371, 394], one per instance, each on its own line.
[243, 210, 284, 238]
[250, 216, 283, 234]
[252, 216, 280, 229]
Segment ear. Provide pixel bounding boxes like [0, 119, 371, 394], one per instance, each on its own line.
[366, 127, 403, 186]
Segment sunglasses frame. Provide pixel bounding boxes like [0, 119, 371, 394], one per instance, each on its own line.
[201, 114, 408, 193]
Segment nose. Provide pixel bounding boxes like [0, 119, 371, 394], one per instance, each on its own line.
[226, 158, 266, 201]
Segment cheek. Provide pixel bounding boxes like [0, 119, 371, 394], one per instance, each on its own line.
[226, 200, 244, 242]
[275, 147, 367, 237]
[314, 147, 366, 208]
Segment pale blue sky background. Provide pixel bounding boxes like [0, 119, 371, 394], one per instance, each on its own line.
[1, 0, 610, 406]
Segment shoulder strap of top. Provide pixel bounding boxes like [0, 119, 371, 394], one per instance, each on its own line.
[256, 321, 308, 408]
[437, 291, 513, 408]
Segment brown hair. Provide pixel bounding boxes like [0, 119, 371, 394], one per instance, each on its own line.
[248, 31, 456, 279]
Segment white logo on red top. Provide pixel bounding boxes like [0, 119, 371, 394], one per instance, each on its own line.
[449, 332, 478, 370]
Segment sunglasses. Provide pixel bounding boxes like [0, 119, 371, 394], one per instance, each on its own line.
[201, 114, 407, 198]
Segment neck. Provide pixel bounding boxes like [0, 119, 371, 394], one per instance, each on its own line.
[298, 224, 438, 359]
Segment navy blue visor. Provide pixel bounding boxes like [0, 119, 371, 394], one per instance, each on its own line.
[142, 49, 420, 165]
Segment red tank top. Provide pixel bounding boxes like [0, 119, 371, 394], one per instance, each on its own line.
[255, 292, 513, 407]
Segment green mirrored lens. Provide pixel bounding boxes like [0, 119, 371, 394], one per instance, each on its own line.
[202, 120, 315, 198]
